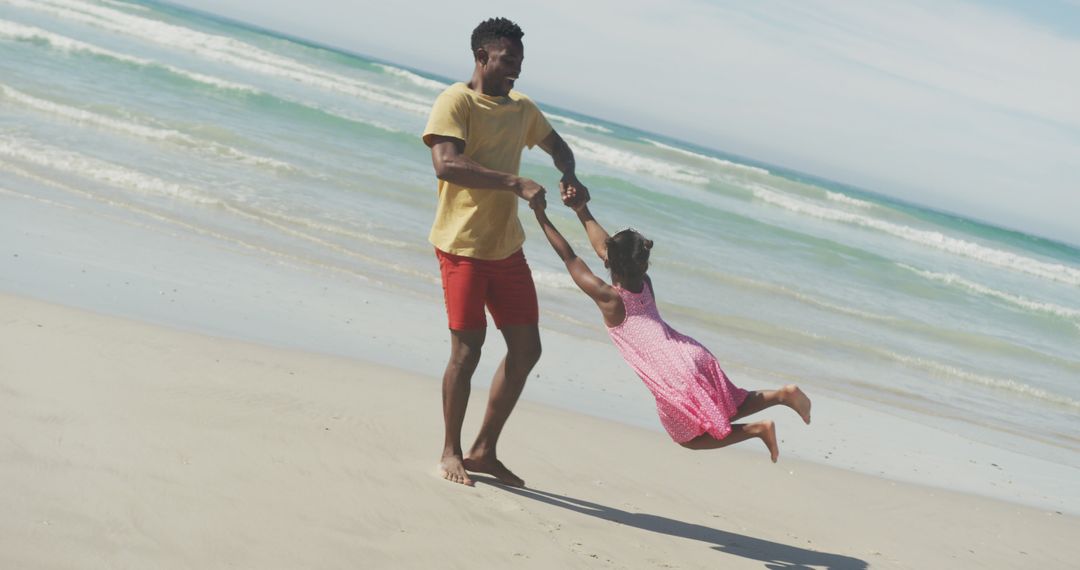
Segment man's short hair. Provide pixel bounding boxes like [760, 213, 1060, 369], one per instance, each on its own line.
[471, 17, 524, 53]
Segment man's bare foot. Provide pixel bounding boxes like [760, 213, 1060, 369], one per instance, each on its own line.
[781, 384, 812, 424]
[754, 420, 779, 463]
[463, 454, 525, 487]
[439, 454, 474, 486]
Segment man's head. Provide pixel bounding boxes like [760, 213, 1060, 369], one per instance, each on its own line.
[470, 18, 524, 97]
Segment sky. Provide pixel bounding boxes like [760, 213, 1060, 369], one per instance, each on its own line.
[164, 0, 1080, 246]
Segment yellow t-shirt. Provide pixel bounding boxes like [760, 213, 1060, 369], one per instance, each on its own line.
[423, 82, 553, 260]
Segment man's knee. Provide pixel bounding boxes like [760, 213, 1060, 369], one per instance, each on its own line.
[450, 346, 482, 370]
[512, 336, 542, 367]
[502, 324, 541, 368]
[524, 338, 542, 365]
[449, 330, 485, 369]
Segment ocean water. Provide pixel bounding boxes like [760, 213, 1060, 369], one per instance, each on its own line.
[2, 1, 1079, 496]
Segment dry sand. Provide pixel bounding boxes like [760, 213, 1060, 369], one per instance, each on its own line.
[2, 292, 1077, 569]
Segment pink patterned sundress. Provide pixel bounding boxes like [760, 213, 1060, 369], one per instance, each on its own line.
[607, 279, 748, 443]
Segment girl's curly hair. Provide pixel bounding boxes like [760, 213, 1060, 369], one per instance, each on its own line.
[605, 229, 653, 281]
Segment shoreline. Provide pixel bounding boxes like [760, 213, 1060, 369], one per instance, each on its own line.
[3, 128, 1077, 518]
[2, 292, 1079, 568]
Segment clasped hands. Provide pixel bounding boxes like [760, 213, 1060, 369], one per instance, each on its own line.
[519, 174, 590, 212]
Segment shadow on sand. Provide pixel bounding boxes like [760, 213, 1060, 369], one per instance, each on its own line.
[482, 478, 868, 570]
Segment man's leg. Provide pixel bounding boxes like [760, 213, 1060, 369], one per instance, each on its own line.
[440, 328, 486, 486]
[464, 323, 541, 487]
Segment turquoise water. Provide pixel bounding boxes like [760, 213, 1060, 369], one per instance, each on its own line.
[2, 0, 1078, 472]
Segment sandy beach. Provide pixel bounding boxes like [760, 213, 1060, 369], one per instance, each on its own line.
[2, 292, 1076, 569]
[3, 1, 1080, 568]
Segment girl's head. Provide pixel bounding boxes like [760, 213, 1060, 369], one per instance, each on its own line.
[605, 229, 653, 283]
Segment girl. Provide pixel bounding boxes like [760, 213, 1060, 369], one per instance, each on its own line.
[534, 197, 811, 461]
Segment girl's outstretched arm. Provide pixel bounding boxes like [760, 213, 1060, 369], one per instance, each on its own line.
[573, 204, 612, 262]
[534, 208, 624, 326]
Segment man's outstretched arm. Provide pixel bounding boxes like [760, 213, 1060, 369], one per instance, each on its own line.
[428, 135, 546, 209]
[537, 130, 590, 208]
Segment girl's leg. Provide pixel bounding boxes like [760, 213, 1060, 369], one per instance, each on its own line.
[679, 420, 779, 462]
[732, 384, 811, 424]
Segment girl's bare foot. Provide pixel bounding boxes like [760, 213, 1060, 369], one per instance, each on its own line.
[439, 454, 474, 486]
[781, 384, 812, 424]
[753, 420, 779, 462]
[463, 453, 525, 487]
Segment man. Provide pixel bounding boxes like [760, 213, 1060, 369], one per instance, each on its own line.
[423, 17, 588, 487]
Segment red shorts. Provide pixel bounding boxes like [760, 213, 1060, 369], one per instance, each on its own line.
[436, 248, 539, 330]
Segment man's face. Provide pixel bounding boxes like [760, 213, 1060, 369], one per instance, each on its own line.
[477, 37, 523, 96]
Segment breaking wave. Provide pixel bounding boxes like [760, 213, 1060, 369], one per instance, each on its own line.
[562, 134, 708, 185]
[751, 184, 1080, 287]
[7, 0, 433, 114]
[644, 139, 769, 175]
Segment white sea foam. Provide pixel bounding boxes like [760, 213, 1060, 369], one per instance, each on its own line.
[0, 19, 257, 93]
[0, 133, 219, 205]
[825, 191, 874, 209]
[0, 19, 406, 136]
[8, 0, 433, 114]
[240, 206, 413, 249]
[562, 134, 709, 185]
[788, 288, 896, 322]
[747, 278, 899, 323]
[665, 259, 899, 323]
[1, 83, 180, 140]
[897, 263, 1080, 321]
[882, 350, 1080, 411]
[97, 0, 147, 11]
[531, 269, 578, 292]
[643, 139, 769, 176]
[2, 157, 423, 281]
[221, 202, 432, 278]
[0, 168, 411, 286]
[302, 102, 404, 134]
[750, 184, 1080, 287]
[0, 83, 296, 171]
[548, 113, 612, 133]
[373, 63, 447, 91]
